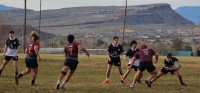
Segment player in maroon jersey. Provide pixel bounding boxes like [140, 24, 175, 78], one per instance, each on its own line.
[16, 31, 41, 85]
[56, 34, 90, 90]
[129, 44, 159, 88]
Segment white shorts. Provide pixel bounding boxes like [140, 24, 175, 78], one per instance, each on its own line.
[128, 59, 140, 67]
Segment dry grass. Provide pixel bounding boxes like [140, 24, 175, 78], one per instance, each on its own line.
[0, 54, 200, 93]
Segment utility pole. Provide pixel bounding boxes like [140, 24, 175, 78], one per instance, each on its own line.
[39, 0, 42, 35]
[122, 0, 128, 45]
[23, 0, 27, 53]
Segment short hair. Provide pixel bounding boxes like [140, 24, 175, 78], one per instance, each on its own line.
[140, 44, 147, 50]
[130, 40, 137, 46]
[31, 31, 40, 41]
[68, 35, 75, 43]
[9, 31, 14, 34]
[167, 53, 172, 58]
[113, 36, 118, 40]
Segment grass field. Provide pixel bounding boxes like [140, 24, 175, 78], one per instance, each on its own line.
[0, 54, 200, 93]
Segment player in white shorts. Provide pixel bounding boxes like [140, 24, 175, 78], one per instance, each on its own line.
[120, 40, 142, 84]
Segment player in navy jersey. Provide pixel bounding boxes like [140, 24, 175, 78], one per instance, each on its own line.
[0, 31, 20, 84]
[103, 36, 124, 84]
[56, 35, 90, 89]
[150, 53, 187, 86]
[129, 44, 159, 88]
[120, 40, 142, 84]
[16, 31, 41, 85]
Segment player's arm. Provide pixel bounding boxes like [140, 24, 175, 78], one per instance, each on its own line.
[124, 50, 129, 61]
[154, 51, 159, 63]
[64, 46, 68, 58]
[107, 44, 112, 61]
[14, 42, 20, 56]
[78, 45, 90, 57]
[34, 46, 41, 61]
[2, 44, 8, 57]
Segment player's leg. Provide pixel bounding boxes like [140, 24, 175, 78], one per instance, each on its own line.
[31, 68, 38, 85]
[60, 70, 75, 89]
[121, 67, 132, 81]
[0, 56, 11, 75]
[174, 70, 187, 86]
[56, 66, 69, 89]
[18, 67, 31, 78]
[130, 70, 143, 87]
[145, 62, 157, 88]
[150, 72, 164, 84]
[12, 56, 19, 76]
[103, 64, 112, 83]
[117, 66, 123, 78]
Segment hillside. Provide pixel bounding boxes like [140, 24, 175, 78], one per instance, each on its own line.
[176, 6, 200, 24]
[0, 5, 21, 10]
[0, 3, 194, 36]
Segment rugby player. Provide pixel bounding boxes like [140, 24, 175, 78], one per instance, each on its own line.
[103, 36, 124, 84]
[56, 34, 90, 89]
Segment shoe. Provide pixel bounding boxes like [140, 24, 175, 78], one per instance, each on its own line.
[120, 80, 124, 84]
[60, 84, 65, 89]
[145, 80, 151, 88]
[103, 80, 109, 84]
[56, 84, 60, 90]
[15, 76, 19, 85]
[181, 83, 187, 86]
[130, 84, 135, 88]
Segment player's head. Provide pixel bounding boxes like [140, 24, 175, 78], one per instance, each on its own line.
[31, 31, 40, 41]
[140, 44, 147, 50]
[9, 31, 14, 38]
[130, 40, 137, 48]
[167, 53, 172, 60]
[67, 34, 74, 43]
[112, 36, 118, 45]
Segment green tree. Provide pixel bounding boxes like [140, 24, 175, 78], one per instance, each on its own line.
[172, 38, 183, 51]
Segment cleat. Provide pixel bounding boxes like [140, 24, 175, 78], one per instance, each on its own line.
[120, 80, 124, 84]
[103, 80, 109, 84]
[56, 84, 60, 90]
[60, 84, 65, 89]
[145, 80, 151, 88]
[130, 84, 135, 88]
[181, 83, 187, 86]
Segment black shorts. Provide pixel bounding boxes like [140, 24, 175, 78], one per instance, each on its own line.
[25, 57, 38, 68]
[64, 58, 79, 71]
[128, 64, 138, 71]
[4, 56, 18, 61]
[161, 67, 175, 75]
[108, 57, 121, 66]
[139, 62, 156, 72]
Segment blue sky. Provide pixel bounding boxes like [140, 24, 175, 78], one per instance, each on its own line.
[0, 0, 199, 11]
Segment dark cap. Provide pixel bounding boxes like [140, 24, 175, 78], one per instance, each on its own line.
[167, 53, 172, 58]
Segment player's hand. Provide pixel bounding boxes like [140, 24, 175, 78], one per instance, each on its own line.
[86, 53, 90, 58]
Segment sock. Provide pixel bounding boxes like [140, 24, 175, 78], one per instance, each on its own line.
[57, 80, 61, 85]
[18, 73, 24, 78]
[0, 70, 2, 75]
[106, 78, 109, 80]
[61, 81, 66, 86]
[15, 72, 18, 76]
[31, 80, 35, 85]
[147, 77, 151, 82]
